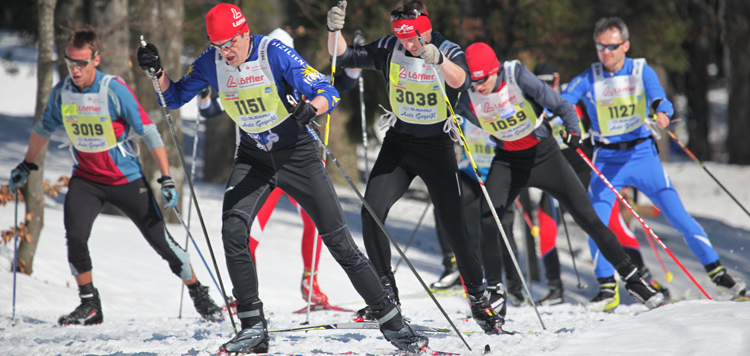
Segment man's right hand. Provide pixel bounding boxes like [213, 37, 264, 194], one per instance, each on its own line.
[327, 1, 347, 32]
[9, 160, 38, 194]
[137, 43, 163, 78]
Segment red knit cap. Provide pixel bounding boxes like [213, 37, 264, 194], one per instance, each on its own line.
[206, 3, 249, 42]
[465, 42, 500, 81]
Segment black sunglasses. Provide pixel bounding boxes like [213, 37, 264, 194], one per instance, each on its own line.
[472, 75, 490, 84]
[208, 29, 242, 51]
[595, 42, 625, 52]
[64, 52, 98, 69]
[390, 9, 428, 21]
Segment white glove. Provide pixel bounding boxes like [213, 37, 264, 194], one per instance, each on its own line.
[327, 1, 347, 32]
[417, 44, 444, 66]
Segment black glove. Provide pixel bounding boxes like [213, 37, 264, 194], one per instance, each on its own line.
[290, 100, 318, 128]
[200, 87, 211, 99]
[137, 43, 163, 78]
[9, 160, 38, 194]
[352, 30, 366, 47]
[561, 130, 582, 149]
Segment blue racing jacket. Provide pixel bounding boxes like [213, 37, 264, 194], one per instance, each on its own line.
[161, 35, 339, 152]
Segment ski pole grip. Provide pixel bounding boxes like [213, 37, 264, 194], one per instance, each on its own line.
[415, 30, 427, 46]
[139, 35, 147, 48]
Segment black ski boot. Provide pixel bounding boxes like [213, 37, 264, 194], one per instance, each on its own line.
[430, 256, 461, 290]
[58, 283, 103, 326]
[537, 279, 564, 306]
[706, 261, 747, 298]
[188, 281, 223, 322]
[371, 298, 428, 353]
[219, 301, 269, 354]
[468, 290, 504, 334]
[356, 273, 399, 321]
[587, 277, 619, 312]
[621, 267, 664, 309]
[486, 283, 507, 318]
[505, 279, 526, 307]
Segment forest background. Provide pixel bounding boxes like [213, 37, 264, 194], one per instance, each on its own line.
[2, 0, 749, 274]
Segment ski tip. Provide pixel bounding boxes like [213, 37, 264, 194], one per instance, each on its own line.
[483, 344, 491, 354]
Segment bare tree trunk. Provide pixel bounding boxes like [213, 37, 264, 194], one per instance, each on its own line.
[88, 0, 132, 83]
[17, 0, 57, 275]
[130, 0, 184, 223]
[725, 0, 750, 164]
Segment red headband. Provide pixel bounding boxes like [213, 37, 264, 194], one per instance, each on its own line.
[392, 16, 432, 39]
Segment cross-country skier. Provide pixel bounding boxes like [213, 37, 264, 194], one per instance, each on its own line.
[326, 0, 504, 334]
[456, 42, 664, 315]
[533, 62, 669, 309]
[137, 4, 427, 353]
[561, 17, 747, 305]
[8, 29, 222, 326]
[195, 27, 366, 308]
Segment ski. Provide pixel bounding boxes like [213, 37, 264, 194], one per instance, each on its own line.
[269, 321, 477, 334]
[292, 302, 355, 314]
[216, 347, 459, 356]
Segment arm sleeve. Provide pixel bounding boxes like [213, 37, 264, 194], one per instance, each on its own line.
[642, 64, 674, 118]
[336, 37, 395, 72]
[199, 96, 225, 118]
[140, 124, 165, 149]
[33, 84, 64, 138]
[334, 69, 358, 94]
[161, 49, 213, 110]
[269, 41, 339, 113]
[561, 71, 590, 107]
[439, 40, 471, 92]
[515, 63, 579, 135]
[109, 79, 146, 137]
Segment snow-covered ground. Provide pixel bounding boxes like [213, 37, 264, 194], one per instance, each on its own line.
[1, 32, 750, 356]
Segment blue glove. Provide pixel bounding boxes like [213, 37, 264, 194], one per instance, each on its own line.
[157, 175, 178, 209]
[9, 160, 38, 194]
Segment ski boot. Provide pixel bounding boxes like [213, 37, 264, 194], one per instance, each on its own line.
[468, 290, 505, 334]
[430, 256, 461, 290]
[706, 261, 747, 298]
[301, 269, 329, 304]
[188, 281, 223, 322]
[587, 276, 620, 312]
[58, 283, 103, 325]
[356, 273, 399, 321]
[639, 268, 671, 301]
[372, 298, 428, 353]
[219, 301, 269, 354]
[486, 283, 507, 318]
[505, 279, 526, 307]
[536, 279, 564, 306]
[622, 267, 664, 309]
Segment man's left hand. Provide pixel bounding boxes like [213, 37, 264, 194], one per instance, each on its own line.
[158, 175, 178, 209]
[655, 112, 670, 129]
[417, 44, 444, 66]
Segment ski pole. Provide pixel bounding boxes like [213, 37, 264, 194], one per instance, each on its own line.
[557, 205, 586, 290]
[172, 206, 224, 301]
[393, 201, 431, 273]
[303, 223, 321, 325]
[666, 128, 750, 220]
[321, 1, 345, 164]
[355, 30, 370, 181]
[299, 117, 471, 351]
[179, 113, 203, 318]
[575, 147, 711, 299]
[12, 193, 19, 326]
[416, 30, 546, 330]
[622, 187, 673, 283]
[141, 36, 237, 332]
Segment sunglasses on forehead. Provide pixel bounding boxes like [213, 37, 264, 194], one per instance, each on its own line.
[64, 52, 98, 69]
[596, 42, 625, 52]
[208, 29, 242, 51]
[390, 9, 429, 21]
